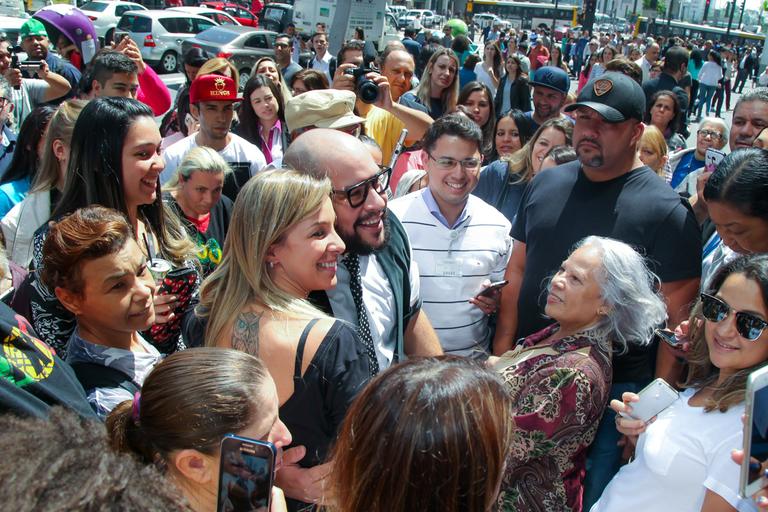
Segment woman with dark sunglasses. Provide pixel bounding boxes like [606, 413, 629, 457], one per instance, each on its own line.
[593, 254, 768, 512]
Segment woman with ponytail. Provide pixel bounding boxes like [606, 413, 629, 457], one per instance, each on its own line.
[106, 347, 292, 512]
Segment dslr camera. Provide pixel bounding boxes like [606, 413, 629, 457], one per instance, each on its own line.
[10, 46, 42, 89]
[343, 66, 379, 104]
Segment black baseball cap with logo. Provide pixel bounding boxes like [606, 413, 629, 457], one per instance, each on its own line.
[564, 72, 646, 123]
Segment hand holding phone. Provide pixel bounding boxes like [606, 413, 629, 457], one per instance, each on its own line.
[218, 435, 276, 512]
[705, 148, 726, 173]
[476, 279, 508, 298]
[618, 378, 679, 424]
[741, 366, 768, 498]
[469, 279, 507, 315]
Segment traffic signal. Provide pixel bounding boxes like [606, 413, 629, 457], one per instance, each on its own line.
[703, 0, 711, 21]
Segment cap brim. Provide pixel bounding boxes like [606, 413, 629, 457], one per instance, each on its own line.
[314, 114, 366, 129]
[564, 101, 627, 123]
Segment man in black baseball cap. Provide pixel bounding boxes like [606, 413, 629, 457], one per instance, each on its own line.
[525, 65, 570, 131]
[564, 71, 646, 174]
[495, 70, 701, 510]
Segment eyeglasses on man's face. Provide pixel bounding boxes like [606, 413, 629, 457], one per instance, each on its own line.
[427, 153, 481, 172]
[332, 165, 391, 208]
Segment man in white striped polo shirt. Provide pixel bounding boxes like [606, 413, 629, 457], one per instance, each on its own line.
[389, 114, 512, 359]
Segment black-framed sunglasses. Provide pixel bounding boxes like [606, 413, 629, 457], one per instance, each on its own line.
[700, 293, 768, 341]
[332, 165, 391, 208]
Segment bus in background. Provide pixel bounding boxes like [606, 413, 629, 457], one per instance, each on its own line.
[468, 0, 578, 31]
[633, 16, 766, 48]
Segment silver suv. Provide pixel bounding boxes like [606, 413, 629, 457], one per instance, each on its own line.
[115, 10, 218, 73]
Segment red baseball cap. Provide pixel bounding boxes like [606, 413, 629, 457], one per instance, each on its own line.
[189, 74, 242, 103]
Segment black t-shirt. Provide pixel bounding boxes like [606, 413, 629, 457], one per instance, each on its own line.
[512, 161, 702, 383]
[0, 302, 95, 419]
[164, 193, 233, 277]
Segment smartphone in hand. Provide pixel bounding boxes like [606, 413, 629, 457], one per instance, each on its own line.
[741, 366, 768, 498]
[476, 280, 509, 298]
[654, 328, 683, 349]
[217, 434, 276, 512]
[619, 378, 679, 424]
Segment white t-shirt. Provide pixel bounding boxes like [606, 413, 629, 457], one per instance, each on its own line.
[474, 62, 498, 97]
[11, 79, 48, 130]
[699, 61, 724, 87]
[160, 132, 266, 185]
[591, 388, 743, 512]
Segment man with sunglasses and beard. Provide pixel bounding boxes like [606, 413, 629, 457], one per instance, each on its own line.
[492, 71, 703, 510]
[284, 129, 442, 373]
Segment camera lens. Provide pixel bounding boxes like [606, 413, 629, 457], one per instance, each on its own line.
[357, 79, 379, 104]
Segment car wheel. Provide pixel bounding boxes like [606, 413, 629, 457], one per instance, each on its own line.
[239, 69, 250, 91]
[160, 51, 179, 74]
[105, 28, 115, 45]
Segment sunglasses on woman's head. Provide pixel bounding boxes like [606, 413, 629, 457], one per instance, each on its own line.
[700, 293, 768, 341]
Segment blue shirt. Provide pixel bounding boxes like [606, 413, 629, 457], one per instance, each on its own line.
[670, 151, 704, 189]
[0, 177, 30, 219]
[421, 187, 469, 229]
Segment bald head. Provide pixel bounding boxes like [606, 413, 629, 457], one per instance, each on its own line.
[283, 129, 376, 181]
[285, 129, 389, 254]
[380, 48, 415, 100]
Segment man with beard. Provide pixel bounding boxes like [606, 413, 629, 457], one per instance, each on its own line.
[284, 129, 442, 373]
[729, 87, 768, 150]
[491, 72, 701, 508]
[19, 19, 80, 98]
[524, 66, 570, 133]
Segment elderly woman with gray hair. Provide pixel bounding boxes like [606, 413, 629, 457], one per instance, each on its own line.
[163, 146, 233, 276]
[490, 236, 667, 512]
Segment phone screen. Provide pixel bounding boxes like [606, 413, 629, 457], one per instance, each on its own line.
[217, 435, 275, 512]
[705, 148, 726, 173]
[745, 384, 768, 495]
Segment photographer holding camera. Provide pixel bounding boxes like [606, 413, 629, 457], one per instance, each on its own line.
[0, 37, 70, 130]
[332, 41, 432, 164]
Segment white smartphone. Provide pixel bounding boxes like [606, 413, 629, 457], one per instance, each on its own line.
[619, 378, 679, 423]
[741, 365, 768, 498]
[705, 148, 726, 173]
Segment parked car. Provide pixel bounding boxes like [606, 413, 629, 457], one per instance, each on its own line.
[398, 9, 434, 29]
[0, 14, 29, 45]
[386, 4, 407, 20]
[182, 26, 276, 90]
[258, 2, 292, 33]
[167, 6, 240, 26]
[200, 2, 259, 27]
[115, 10, 217, 73]
[79, 0, 146, 45]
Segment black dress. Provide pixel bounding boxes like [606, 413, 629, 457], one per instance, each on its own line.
[280, 318, 371, 512]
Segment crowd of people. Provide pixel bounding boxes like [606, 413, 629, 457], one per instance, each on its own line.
[0, 9, 768, 512]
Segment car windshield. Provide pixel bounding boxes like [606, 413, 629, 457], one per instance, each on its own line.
[196, 27, 240, 43]
[80, 1, 109, 11]
[263, 7, 283, 22]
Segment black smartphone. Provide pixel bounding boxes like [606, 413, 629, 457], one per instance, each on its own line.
[217, 434, 276, 512]
[476, 280, 509, 298]
[741, 365, 768, 498]
[654, 328, 683, 348]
